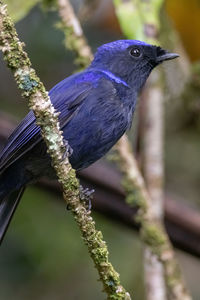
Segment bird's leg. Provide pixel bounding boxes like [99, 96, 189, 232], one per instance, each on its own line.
[63, 140, 94, 211]
[62, 139, 73, 160]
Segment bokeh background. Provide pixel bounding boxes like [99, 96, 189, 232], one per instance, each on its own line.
[0, 0, 200, 299]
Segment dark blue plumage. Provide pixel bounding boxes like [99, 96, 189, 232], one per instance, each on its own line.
[0, 40, 178, 243]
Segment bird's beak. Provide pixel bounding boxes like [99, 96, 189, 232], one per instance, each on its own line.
[156, 46, 179, 63]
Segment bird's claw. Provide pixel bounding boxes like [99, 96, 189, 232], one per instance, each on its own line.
[62, 139, 73, 160]
[79, 185, 95, 211]
[66, 186, 94, 211]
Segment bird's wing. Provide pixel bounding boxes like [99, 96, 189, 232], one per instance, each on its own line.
[0, 73, 93, 173]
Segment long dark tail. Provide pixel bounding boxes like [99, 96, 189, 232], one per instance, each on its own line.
[0, 187, 25, 245]
[0, 161, 29, 245]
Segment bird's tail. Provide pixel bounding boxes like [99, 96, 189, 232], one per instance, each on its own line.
[0, 163, 29, 245]
[0, 187, 25, 245]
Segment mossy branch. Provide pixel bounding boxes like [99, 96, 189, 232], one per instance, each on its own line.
[0, 2, 131, 299]
[57, 0, 93, 68]
[113, 136, 191, 300]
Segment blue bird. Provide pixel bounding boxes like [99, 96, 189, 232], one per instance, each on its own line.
[0, 40, 178, 243]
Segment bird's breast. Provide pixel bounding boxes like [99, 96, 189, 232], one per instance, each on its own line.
[62, 97, 134, 170]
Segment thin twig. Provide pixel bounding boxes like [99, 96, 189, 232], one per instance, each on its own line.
[57, 0, 93, 68]
[141, 76, 167, 300]
[140, 10, 167, 300]
[0, 2, 131, 299]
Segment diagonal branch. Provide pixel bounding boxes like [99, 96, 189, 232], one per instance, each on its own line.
[115, 135, 191, 300]
[0, 2, 131, 299]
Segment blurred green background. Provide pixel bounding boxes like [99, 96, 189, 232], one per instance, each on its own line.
[0, 1, 200, 299]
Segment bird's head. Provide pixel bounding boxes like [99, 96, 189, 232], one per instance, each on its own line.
[90, 40, 179, 91]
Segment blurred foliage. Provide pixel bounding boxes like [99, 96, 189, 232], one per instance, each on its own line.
[113, 0, 163, 43]
[5, 0, 40, 22]
[41, 0, 57, 10]
[178, 63, 200, 130]
[166, 0, 200, 61]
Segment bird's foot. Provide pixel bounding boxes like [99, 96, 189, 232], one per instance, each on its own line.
[62, 139, 73, 160]
[66, 186, 94, 212]
[79, 185, 95, 211]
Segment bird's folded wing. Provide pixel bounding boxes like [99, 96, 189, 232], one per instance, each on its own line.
[0, 75, 92, 173]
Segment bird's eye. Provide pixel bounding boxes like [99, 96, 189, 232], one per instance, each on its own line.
[129, 47, 141, 58]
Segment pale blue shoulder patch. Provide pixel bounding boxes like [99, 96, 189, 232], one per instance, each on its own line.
[94, 68, 130, 88]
